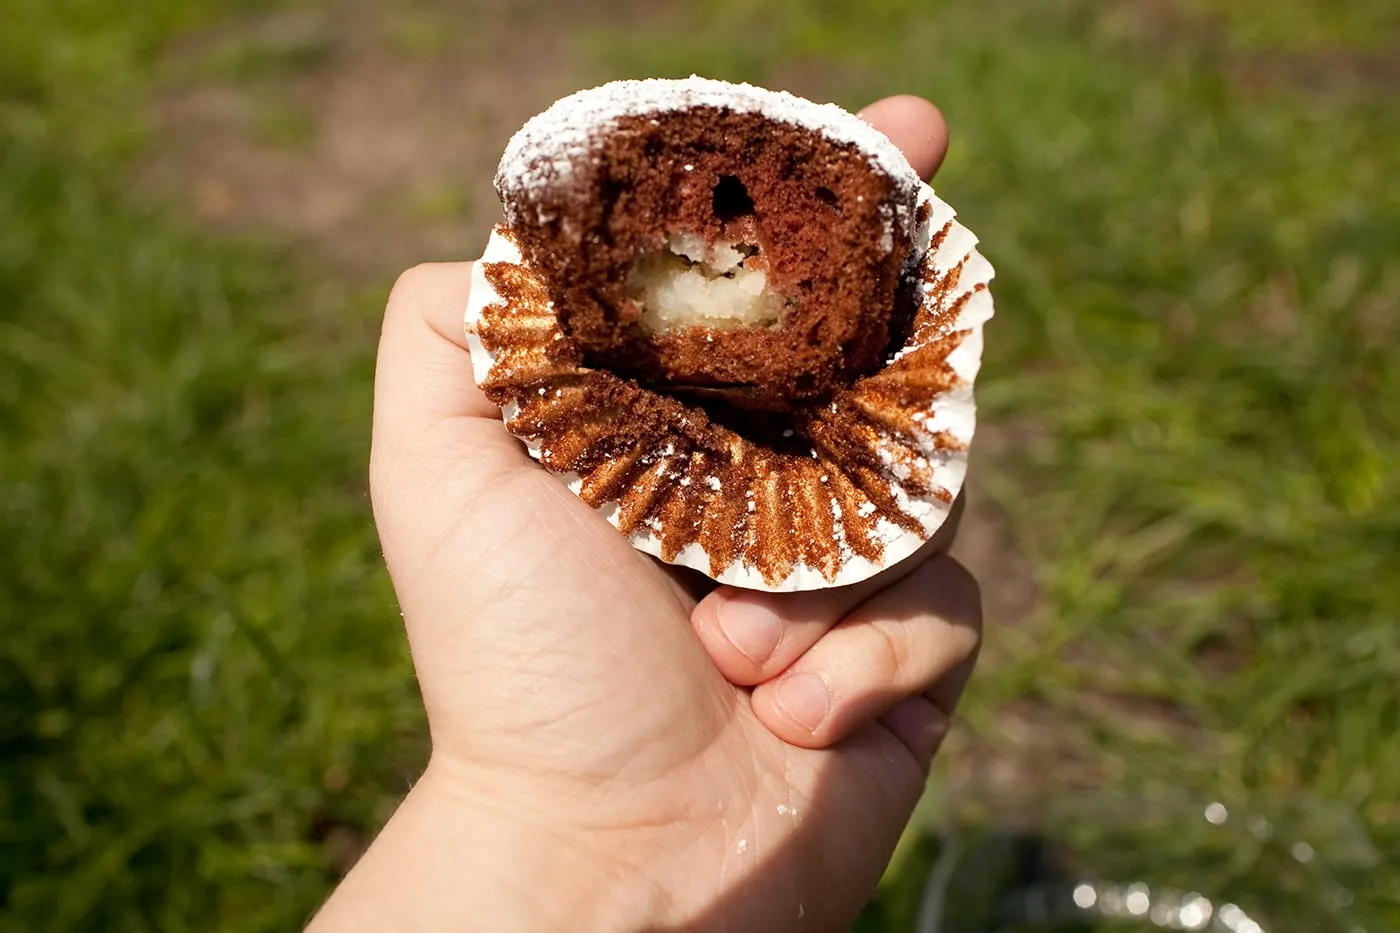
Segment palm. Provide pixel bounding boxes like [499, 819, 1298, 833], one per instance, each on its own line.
[400, 437, 721, 773]
[381, 415, 923, 926]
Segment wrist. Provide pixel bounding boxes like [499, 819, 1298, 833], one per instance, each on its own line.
[308, 755, 672, 932]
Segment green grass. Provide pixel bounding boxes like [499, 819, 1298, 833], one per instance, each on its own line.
[1184, 0, 1400, 53]
[3, 0, 1398, 930]
[598, 1, 1398, 928]
[2, 1, 418, 928]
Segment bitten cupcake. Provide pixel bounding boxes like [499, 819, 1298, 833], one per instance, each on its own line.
[466, 77, 994, 591]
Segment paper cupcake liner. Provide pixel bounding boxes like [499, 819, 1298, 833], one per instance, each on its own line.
[465, 183, 994, 591]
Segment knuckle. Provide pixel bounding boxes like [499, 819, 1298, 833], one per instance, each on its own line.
[942, 558, 983, 625]
[868, 619, 913, 685]
[386, 263, 438, 317]
[920, 556, 982, 633]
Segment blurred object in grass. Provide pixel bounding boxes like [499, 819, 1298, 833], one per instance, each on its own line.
[1, 0, 422, 929]
[865, 787, 1381, 932]
[914, 789, 1380, 932]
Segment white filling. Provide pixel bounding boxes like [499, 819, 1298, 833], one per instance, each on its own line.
[631, 236, 785, 332]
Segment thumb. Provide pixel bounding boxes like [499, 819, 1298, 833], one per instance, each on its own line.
[368, 262, 666, 623]
[369, 262, 530, 578]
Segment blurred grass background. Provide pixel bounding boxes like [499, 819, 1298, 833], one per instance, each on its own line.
[2, 0, 1396, 930]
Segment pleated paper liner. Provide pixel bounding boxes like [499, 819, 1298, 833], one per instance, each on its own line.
[465, 184, 993, 591]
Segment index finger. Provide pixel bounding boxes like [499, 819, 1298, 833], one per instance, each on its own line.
[858, 95, 949, 181]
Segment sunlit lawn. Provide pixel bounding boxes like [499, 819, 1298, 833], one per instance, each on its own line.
[3, 0, 1396, 929]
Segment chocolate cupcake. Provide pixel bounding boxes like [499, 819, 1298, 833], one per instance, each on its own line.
[466, 77, 994, 591]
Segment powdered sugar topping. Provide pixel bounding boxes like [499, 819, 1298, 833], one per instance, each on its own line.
[496, 76, 922, 208]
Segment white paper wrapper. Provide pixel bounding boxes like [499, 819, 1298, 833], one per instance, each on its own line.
[465, 183, 993, 591]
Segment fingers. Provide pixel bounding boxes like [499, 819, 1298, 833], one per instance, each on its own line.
[749, 556, 982, 752]
[857, 95, 950, 181]
[691, 495, 964, 686]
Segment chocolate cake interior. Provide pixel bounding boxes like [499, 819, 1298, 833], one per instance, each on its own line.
[504, 106, 917, 415]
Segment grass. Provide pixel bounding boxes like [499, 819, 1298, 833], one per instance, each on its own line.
[3, 0, 1398, 930]
[2, 1, 417, 928]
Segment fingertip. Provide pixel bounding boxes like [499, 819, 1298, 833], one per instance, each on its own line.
[752, 674, 834, 750]
[695, 581, 875, 687]
[858, 95, 949, 181]
[690, 587, 776, 686]
[748, 555, 983, 751]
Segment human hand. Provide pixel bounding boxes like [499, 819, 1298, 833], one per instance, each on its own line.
[310, 95, 981, 933]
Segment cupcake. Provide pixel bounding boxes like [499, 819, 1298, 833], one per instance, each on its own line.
[466, 77, 994, 591]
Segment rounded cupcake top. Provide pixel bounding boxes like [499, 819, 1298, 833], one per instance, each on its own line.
[496, 76, 924, 219]
[491, 77, 930, 410]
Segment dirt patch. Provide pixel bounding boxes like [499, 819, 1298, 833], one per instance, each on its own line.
[950, 435, 1041, 632]
[144, 0, 670, 278]
[1111, 0, 1400, 96]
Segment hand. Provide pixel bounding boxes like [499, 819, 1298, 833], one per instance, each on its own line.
[310, 95, 981, 933]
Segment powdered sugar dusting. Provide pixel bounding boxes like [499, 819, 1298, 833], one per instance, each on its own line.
[496, 76, 921, 215]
